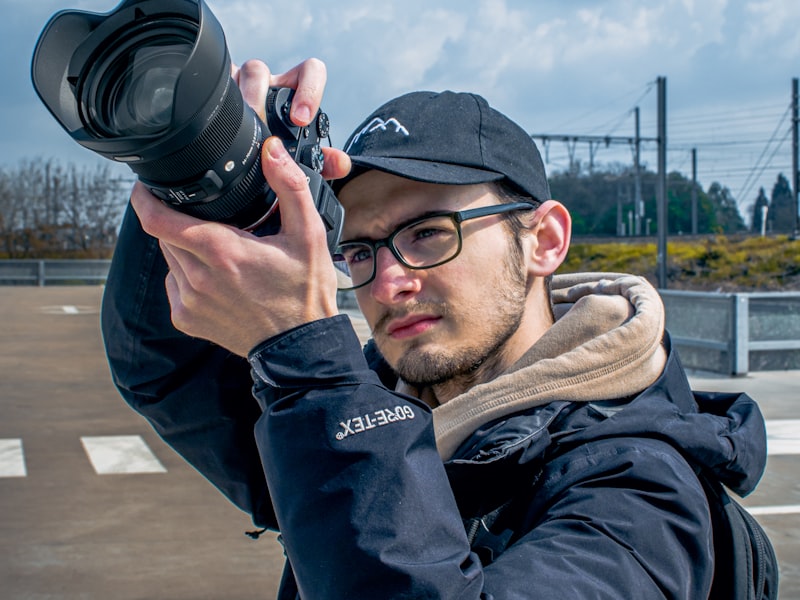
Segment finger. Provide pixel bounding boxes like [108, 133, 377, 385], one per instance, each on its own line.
[130, 182, 240, 258]
[262, 136, 325, 240]
[130, 182, 199, 242]
[130, 182, 184, 239]
[320, 147, 352, 181]
[237, 59, 272, 122]
[159, 240, 192, 283]
[160, 239, 209, 302]
[159, 242, 190, 317]
[271, 58, 327, 126]
[162, 262, 198, 337]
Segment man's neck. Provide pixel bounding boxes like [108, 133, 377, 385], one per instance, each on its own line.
[421, 344, 519, 407]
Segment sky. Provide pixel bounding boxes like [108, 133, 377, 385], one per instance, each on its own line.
[4, 0, 800, 223]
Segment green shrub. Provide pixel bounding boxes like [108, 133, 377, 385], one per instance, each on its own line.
[562, 235, 800, 291]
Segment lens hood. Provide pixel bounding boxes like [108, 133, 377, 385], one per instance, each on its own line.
[32, 0, 229, 162]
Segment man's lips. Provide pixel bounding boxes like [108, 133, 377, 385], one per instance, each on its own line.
[385, 314, 442, 339]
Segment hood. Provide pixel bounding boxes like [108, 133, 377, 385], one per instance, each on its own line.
[431, 273, 668, 460]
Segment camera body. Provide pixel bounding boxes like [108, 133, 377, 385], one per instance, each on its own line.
[144, 85, 340, 241]
[31, 0, 343, 251]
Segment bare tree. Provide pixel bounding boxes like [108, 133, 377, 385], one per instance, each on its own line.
[0, 158, 128, 258]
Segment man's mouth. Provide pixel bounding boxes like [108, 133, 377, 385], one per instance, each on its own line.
[385, 314, 442, 340]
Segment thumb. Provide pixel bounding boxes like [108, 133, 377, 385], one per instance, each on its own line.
[261, 136, 327, 243]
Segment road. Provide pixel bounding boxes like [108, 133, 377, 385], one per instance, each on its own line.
[1, 286, 797, 598]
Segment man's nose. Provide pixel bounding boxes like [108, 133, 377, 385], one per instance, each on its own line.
[368, 246, 422, 303]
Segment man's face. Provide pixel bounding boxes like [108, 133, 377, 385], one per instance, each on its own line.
[338, 171, 533, 391]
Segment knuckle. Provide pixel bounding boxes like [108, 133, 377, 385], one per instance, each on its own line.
[306, 57, 325, 70]
[305, 57, 327, 78]
[186, 266, 213, 295]
[239, 59, 270, 79]
[169, 299, 192, 332]
[295, 58, 327, 96]
[284, 166, 310, 192]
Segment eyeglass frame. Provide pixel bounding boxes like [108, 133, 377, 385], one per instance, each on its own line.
[333, 201, 537, 291]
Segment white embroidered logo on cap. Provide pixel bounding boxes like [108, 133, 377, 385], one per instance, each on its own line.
[345, 117, 409, 153]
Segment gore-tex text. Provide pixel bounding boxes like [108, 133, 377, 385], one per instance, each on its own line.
[336, 406, 416, 441]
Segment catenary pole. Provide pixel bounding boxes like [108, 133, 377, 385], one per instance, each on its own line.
[656, 77, 668, 289]
[692, 148, 698, 235]
[793, 78, 799, 238]
[635, 107, 643, 236]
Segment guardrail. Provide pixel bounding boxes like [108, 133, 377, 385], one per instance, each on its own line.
[0, 259, 111, 286]
[660, 290, 800, 375]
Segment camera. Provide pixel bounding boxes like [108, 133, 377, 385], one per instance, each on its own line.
[31, 0, 344, 250]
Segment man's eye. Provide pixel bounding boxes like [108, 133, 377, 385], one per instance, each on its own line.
[416, 228, 441, 239]
[348, 248, 372, 264]
[410, 226, 449, 242]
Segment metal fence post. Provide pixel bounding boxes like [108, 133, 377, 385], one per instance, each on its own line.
[731, 294, 750, 375]
[37, 260, 46, 287]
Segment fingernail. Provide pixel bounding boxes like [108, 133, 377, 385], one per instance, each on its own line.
[266, 136, 284, 159]
[293, 104, 312, 125]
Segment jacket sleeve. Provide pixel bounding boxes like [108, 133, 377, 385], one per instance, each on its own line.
[247, 316, 485, 600]
[101, 203, 275, 528]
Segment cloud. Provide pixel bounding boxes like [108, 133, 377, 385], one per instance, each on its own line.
[740, 0, 800, 58]
[3, 0, 800, 204]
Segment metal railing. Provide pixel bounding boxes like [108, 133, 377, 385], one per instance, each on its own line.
[660, 290, 800, 374]
[342, 288, 800, 375]
[0, 259, 111, 286]
[3, 261, 798, 374]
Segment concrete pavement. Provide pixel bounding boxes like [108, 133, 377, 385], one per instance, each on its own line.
[1, 287, 797, 598]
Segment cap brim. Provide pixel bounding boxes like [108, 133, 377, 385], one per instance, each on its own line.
[332, 156, 504, 194]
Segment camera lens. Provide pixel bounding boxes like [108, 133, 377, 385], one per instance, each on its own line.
[32, 1, 267, 225]
[31, 0, 343, 248]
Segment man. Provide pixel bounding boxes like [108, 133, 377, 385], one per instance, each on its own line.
[102, 59, 767, 598]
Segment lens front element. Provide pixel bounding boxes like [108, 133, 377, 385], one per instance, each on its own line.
[85, 22, 196, 138]
[106, 44, 191, 136]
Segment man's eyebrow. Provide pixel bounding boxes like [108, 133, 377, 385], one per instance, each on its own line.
[342, 209, 453, 243]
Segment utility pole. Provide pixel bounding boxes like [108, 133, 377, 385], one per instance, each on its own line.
[656, 76, 668, 289]
[634, 107, 643, 236]
[793, 78, 799, 238]
[691, 148, 698, 235]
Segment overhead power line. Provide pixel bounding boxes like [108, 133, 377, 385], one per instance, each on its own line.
[735, 104, 792, 203]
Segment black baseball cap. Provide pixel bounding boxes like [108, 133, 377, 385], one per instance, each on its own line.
[332, 90, 550, 202]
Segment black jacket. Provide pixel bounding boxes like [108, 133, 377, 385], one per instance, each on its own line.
[102, 205, 767, 599]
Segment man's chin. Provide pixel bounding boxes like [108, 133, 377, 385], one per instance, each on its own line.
[391, 345, 474, 387]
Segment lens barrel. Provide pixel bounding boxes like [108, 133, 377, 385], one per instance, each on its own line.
[31, 0, 343, 246]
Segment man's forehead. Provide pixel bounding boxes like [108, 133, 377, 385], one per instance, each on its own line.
[338, 171, 494, 237]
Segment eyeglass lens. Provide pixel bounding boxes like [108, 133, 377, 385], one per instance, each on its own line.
[333, 214, 461, 290]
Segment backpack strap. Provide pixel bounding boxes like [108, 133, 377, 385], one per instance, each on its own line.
[699, 473, 779, 600]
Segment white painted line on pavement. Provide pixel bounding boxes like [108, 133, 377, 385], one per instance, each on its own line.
[39, 305, 97, 315]
[81, 435, 166, 475]
[0, 439, 27, 477]
[746, 504, 800, 516]
[765, 419, 800, 456]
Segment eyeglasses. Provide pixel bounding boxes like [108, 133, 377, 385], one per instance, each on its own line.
[333, 202, 535, 290]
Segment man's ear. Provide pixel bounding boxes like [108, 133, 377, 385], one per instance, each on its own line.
[525, 200, 571, 277]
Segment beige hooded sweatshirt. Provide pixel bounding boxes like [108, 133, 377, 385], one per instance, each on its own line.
[428, 272, 669, 460]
